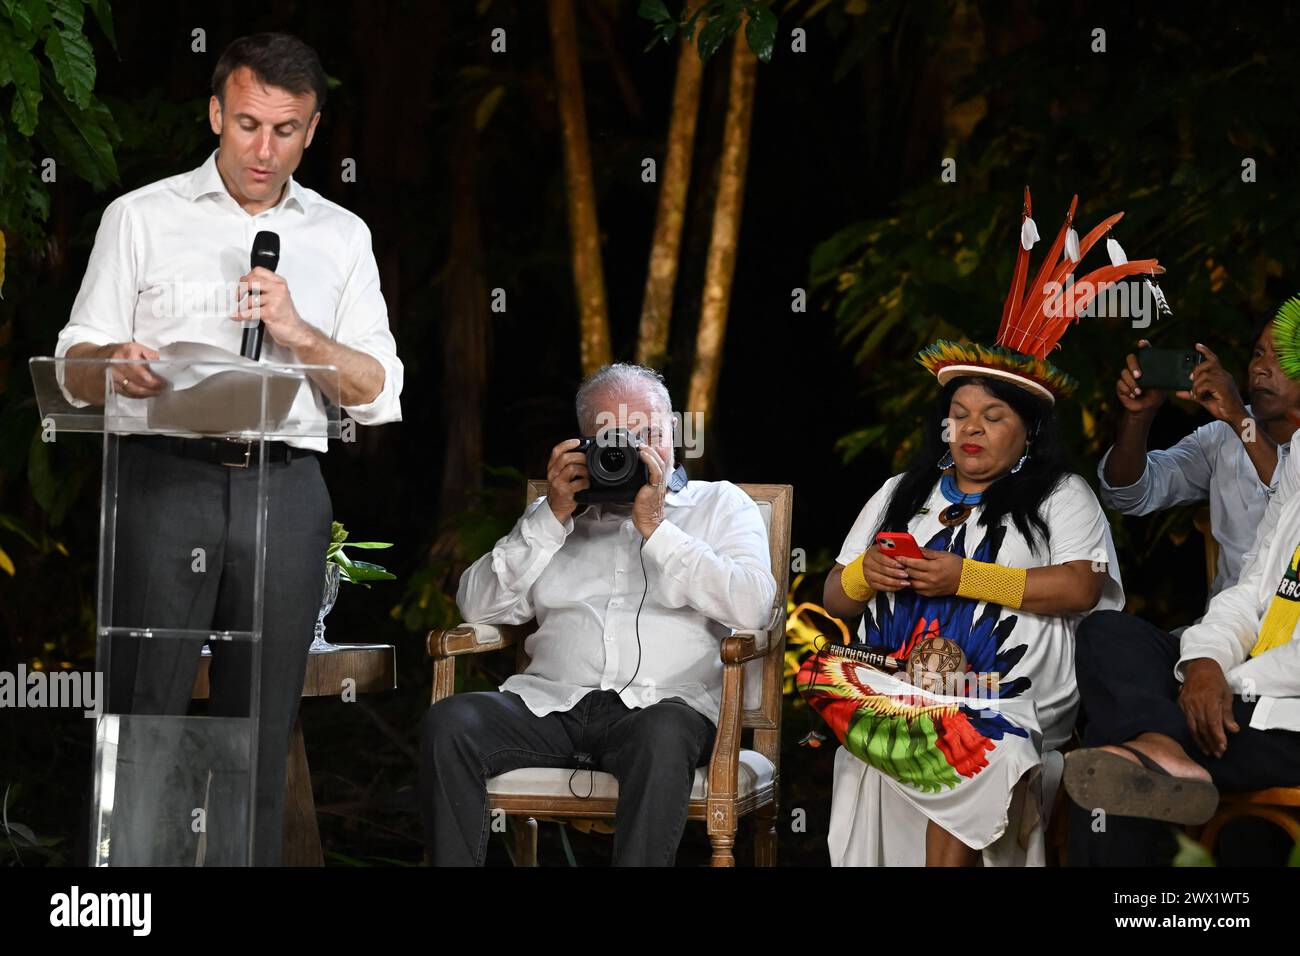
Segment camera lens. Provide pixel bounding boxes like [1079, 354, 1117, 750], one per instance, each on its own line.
[588, 429, 638, 483]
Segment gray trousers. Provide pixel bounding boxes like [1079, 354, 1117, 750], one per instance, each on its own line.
[102, 437, 331, 866]
[420, 689, 717, 866]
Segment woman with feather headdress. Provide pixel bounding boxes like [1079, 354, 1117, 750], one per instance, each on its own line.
[799, 189, 1161, 865]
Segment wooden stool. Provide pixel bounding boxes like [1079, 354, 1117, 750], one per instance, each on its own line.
[193, 642, 396, 865]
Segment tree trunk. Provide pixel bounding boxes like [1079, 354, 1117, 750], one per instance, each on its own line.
[687, 35, 757, 424]
[547, 0, 611, 376]
[635, 1, 705, 371]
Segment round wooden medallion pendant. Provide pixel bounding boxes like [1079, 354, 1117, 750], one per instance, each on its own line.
[938, 503, 972, 527]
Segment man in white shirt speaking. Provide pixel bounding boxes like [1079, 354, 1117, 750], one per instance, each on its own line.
[420, 364, 777, 865]
[54, 33, 402, 865]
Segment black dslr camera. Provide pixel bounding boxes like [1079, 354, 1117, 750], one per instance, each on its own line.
[574, 428, 649, 504]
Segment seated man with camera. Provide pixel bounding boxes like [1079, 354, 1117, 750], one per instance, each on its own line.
[1099, 320, 1300, 611]
[420, 363, 777, 866]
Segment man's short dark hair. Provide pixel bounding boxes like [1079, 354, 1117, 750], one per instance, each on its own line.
[212, 32, 327, 113]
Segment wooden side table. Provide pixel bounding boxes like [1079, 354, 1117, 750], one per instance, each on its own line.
[193, 642, 397, 866]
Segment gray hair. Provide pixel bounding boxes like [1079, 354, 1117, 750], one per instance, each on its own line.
[575, 363, 672, 433]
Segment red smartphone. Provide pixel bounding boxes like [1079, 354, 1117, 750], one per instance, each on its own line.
[875, 532, 925, 561]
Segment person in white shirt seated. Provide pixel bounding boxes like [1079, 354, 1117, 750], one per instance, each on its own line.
[1098, 319, 1300, 608]
[419, 363, 777, 866]
[803, 187, 1145, 867]
[1067, 306, 1300, 866]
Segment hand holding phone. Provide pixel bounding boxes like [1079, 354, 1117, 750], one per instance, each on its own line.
[1135, 344, 1204, 393]
[875, 532, 925, 561]
[853, 536, 913, 593]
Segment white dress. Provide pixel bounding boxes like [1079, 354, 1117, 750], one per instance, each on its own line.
[822, 473, 1124, 866]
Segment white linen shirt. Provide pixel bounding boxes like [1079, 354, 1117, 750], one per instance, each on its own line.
[1178, 427, 1300, 731]
[1097, 409, 1288, 600]
[455, 480, 778, 725]
[54, 150, 403, 450]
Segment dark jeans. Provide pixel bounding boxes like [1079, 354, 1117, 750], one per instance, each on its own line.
[420, 688, 717, 866]
[100, 437, 331, 866]
[1068, 609, 1300, 866]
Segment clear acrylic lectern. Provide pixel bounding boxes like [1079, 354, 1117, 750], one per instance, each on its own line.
[30, 347, 340, 866]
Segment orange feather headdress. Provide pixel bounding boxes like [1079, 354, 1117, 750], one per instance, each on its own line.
[917, 187, 1165, 403]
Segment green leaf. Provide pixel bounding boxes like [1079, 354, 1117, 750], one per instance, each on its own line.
[36, 77, 118, 190]
[26, 431, 87, 526]
[0, 513, 41, 548]
[85, 0, 115, 50]
[834, 424, 889, 463]
[1, 33, 42, 134]
[46, 26, 96, 108]
[696, 14, 733, 62]
[5, 820, 39, 845]
[744, 4, 777, 62]
[338, 540, 392, 550]
[47, 0, 83, 31]
[682, 5, 707, 41]
[637, 0, 671, 23]
[25, 175, 50, 220]
[339, 559, 396, 584]
[12, 0, 52, 43]
[810, 222, 875, 282]
[1171, 831, 1215, 867]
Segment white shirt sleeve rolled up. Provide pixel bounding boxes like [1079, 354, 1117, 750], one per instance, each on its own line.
[456, 497, 572, 625]
[330, 220, 403, 425]
[56, 197, 140, 361]
[1096, 429, 1215, 514]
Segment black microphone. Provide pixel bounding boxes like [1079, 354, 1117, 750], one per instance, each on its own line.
[240, 230, 281, 360]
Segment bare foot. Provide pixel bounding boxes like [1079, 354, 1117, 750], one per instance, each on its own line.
[1100, 732, 1212, 783]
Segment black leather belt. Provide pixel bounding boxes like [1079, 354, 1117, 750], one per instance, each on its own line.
[125, 434, 315, 468]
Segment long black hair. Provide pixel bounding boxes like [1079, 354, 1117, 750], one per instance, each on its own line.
[875, 375, 1068, 553]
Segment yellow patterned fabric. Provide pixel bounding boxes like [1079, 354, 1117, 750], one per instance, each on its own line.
[956, 559, 1027, 610]
[841, 552, 875, 602]
[1250, 541, 1300, 657]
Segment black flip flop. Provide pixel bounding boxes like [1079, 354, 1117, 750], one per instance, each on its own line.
[1064, 744, 1220, 825]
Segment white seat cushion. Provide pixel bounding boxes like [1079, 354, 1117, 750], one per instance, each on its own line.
[487, 748, 774, 802]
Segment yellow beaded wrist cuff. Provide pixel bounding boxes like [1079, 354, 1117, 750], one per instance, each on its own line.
[956, 559, 1027, 609]
[841, 552, 875, 602]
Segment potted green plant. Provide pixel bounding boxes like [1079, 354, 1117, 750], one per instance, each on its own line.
[314, 521, 395, 651]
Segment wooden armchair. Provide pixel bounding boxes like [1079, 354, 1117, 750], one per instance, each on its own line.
[426, 481, 793, 866]
[1190, 505, 1300, 855]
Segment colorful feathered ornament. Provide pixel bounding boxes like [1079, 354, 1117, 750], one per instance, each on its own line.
[1271, 295, 1300, 382]
[918, 187, 1164, 403]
